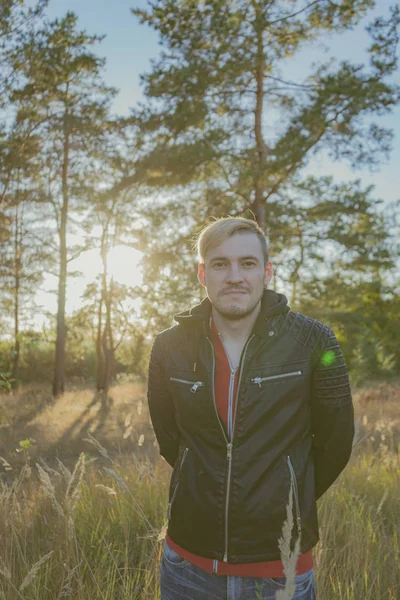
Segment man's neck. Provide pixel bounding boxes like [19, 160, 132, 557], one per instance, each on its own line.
[211, 301, 261, 343]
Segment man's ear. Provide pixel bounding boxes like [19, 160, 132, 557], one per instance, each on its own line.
[264, 262, 273, 287]
[198, 263, 206, 287]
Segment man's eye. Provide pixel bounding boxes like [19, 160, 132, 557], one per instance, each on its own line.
[213, 262, 225, 268]
[243, 262, 256, 267]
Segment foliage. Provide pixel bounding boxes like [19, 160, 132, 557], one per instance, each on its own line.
[298, 275, 400, 380]
[124, 0, 400, 360]
[0, 0, 399, 387]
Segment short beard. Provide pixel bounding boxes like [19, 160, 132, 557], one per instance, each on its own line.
[213, 300, 261, 321]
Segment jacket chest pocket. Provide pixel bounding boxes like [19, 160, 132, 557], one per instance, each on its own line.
[251, 370, 303, 388]
[170, 377, 205, 393]
[168, 376, 214, 430]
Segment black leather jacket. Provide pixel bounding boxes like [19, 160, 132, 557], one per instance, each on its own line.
[147, 290, 355, 563]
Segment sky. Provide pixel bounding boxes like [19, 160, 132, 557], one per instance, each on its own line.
[30, 0, 400, 330]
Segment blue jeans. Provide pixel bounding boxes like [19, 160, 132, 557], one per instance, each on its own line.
[160, 539, 316, 600]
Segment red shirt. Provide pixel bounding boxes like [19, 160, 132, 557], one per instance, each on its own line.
[166, 317, 313, 576]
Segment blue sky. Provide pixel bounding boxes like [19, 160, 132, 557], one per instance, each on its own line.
[40, 0, 400, 205]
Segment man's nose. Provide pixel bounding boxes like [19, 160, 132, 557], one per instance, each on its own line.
[226, 264, 244, 282]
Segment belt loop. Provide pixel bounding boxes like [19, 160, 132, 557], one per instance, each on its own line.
[213, 559, 218, 574]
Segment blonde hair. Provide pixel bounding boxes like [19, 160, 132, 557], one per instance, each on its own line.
[196, 216, 269, 264]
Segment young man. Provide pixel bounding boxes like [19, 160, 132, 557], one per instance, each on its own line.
[147, 217, 355, 600]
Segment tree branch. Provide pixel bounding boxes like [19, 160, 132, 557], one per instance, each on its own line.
[266, 100, 354, 200]
[267, 0, 321, 26]
[67, 242, 96, 264]
[220, 161, 251, 204]
[26, 230, 58, 252]
[264, 75, 318, 90]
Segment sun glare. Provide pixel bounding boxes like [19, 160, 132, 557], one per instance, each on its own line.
[32, 245, 143, 331]
[107, 245, 143, 287]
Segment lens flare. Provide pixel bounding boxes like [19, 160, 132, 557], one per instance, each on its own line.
[321, 350, 336, 366]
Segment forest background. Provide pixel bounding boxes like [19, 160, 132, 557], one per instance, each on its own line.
[1, 0, 400, 394]
[1, 2, 400, 599]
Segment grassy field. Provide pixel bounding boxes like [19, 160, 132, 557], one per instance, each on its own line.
[0, 380, 399, 599]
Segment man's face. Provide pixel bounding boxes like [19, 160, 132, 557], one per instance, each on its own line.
[197, 232, 273, 320]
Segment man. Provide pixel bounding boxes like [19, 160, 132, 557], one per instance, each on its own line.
[147, 217, 355, 600]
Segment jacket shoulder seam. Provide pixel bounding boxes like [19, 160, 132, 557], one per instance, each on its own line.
[286, 311, 331, 354]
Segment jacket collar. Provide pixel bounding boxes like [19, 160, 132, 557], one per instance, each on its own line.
[174, 289, 290, 339]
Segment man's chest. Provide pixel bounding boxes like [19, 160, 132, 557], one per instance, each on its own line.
[220, 341, 245, 370]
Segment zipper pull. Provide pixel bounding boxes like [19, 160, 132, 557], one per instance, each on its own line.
[227, 443, 232, 460]
[167, 503, 172, 521]
[190, 381, 204, 393]
[252, 377, 262, 388]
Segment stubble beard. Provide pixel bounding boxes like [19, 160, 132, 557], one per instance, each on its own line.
[213, 292, 264, 322]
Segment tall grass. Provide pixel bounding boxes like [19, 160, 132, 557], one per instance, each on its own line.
[0, 383, 399, 599]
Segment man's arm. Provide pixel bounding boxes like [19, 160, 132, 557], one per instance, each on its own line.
[147, 335, 180, 468]
[311, 327, 355, 501]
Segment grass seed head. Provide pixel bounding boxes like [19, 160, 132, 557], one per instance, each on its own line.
[19, 550, 54, 592]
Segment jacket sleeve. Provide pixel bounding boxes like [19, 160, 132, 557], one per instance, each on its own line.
[147, 334, 180, 468]
[310, 326, 355, 501]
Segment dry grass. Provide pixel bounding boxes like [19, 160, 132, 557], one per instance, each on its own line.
[0, 380, 399, 599]
[0, 382, 156, 470]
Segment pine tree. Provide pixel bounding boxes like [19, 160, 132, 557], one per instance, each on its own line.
[0, 0, 47, 106]
[0, 117, 53, 385]
[127, 0, 400, 330]
[10, 12, 116, 396]
[131, 0, 399, 226]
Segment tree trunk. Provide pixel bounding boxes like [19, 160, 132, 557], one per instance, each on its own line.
[96, 233, 108, 391]
[11, 198, 20, 382]
[53, 108, 70, 398]
[252, 9, 267, 231]
[102, 277, 115, 393]
[96, 289, 104, 391]
[97, 231, 116, 392]
[289, 223, 304, 307]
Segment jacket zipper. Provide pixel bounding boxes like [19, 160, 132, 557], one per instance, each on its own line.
[207, 334, 256, 563]
[219, 336, 238, 439]
[287, 455, 302, 537]
[206, 337, 229, 562]
[227, 368, 236, 439]
[251, 370, 302, 388]
[167, 447, 189, 521]
[169, 377, 205, 393]
[225, 334, 256, 561]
